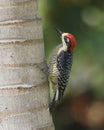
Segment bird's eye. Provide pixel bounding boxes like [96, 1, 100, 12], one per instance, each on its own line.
[66, 38, 70, 43]
[64, 36, 70, 43]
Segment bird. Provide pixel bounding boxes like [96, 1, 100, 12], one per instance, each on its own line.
[48, 28, 76, 113]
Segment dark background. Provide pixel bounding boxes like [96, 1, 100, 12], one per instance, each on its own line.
[39, 0, 104, 129]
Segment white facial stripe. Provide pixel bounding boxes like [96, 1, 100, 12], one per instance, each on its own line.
[57, 33, 69, 55]
[62, 33, 68, 44]
[61, 33, 68, 52]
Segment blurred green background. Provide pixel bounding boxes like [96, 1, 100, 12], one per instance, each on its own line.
[39, 0, 104, 130]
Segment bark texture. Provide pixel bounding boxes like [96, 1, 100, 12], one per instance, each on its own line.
[0, 0, 54, 130]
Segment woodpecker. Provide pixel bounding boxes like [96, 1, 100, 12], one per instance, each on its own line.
[48, 28, 76, 113]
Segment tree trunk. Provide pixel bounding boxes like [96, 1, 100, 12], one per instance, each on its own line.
[0, 0, 54, 130]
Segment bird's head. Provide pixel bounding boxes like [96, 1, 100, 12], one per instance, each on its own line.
[56, 28, 76, 52]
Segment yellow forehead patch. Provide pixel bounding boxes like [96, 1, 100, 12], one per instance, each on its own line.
[62, 33, 68, 37]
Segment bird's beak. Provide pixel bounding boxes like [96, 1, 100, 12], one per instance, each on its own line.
[56, 28, 62, 37]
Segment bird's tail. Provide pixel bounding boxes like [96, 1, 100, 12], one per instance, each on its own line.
[58, 88, 64, 103]
[49, 89, 59, 113]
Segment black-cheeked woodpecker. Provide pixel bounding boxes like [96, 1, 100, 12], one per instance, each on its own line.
[48, 28, 76, 113]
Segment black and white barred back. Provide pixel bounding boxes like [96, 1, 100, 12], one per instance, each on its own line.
[49, 44, 73, 105]
[57, 50, 73, 102]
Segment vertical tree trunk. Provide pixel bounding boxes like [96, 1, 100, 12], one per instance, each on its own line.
[0, 0, 54, 130]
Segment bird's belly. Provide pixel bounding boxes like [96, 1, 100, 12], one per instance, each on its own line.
[49, 63, 58, 84]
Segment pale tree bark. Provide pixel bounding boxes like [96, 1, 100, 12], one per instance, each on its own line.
[0, 0, 54, 130]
